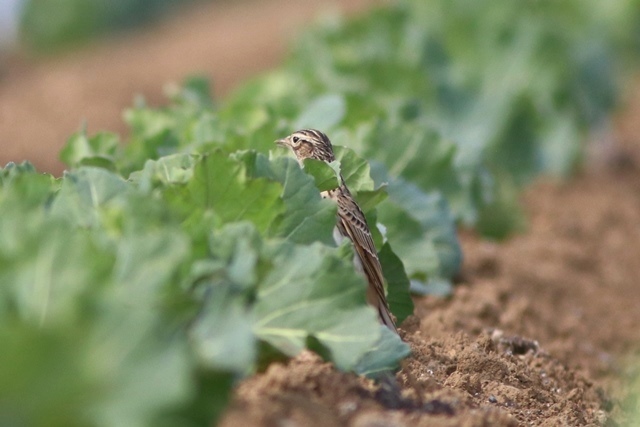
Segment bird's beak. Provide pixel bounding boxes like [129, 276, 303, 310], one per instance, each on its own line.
[275, 138, 288, 147]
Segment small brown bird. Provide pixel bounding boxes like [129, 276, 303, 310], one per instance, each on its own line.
[276, 129, 398, 333]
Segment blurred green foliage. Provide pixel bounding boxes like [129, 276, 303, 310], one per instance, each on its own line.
[1, 132, 410, 426]
[3, 0, 640, 425]
[20, 0, 188, 51]
[222, 0, 639, 238]
[622, 356, 640, 426]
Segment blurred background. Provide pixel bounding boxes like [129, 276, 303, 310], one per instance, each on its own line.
[2, 2, 640, 425]
[0, 0, 380, 175]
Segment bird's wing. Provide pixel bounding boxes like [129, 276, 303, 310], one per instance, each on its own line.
[328, 185, 398, 332]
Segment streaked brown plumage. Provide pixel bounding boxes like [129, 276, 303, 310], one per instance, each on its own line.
[275, 129, 398, 333]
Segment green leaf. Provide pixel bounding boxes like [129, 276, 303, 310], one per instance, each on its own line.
[302, 158, 340, 192]
[386, 176, 462, 280]
[371, 162, 461, 288]
[190, 286, 255, 374]
[0, 163, 57, 209]
[294, 93, 346, 130]
[129, 153, 198, 192]
[171, 75, 215, 108]
[0, 191, 195, 427]
[60, 131, 119, 169]
[49, 167, 129, 229]
[379, 242, 413, 324]
[0, 225, 112, 325]
[333, 146, 375, 192]
[410, 277, 453, 297]
[0, 324, 93, 427]
[208, 222, 264, 291]
[354, 326, 411, 378]
[354, 185, 388, 214]
[181, 152, 285, 234]
[241, 152, 337, 245]
[121, 106, 178, 172]
[363, 123, 474, 223]
[378, 201, 440, 279]
[86, 317, 192, 427]
[476, 173, 527, 240]
[112, 230, 189, 300]
[253, 242, 382, 371]
[1, 161, 37, 181]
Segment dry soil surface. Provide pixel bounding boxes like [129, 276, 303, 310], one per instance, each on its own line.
[2, 1, 640, 426]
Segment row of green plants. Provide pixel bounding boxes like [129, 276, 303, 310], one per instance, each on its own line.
[2, 0, 639, 425]
[20, 0, 192, 52]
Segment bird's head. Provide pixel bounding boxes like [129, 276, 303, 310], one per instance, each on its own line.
[275, 129, 335, 163]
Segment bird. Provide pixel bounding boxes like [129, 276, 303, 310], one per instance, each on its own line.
[275, 129, 398, 333]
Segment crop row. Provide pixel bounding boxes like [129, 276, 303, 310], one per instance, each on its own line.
[1, 0, 638, 425]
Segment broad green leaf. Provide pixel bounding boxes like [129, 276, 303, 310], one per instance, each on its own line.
[410, 277, 453, 297]
[333, 146, 375, 192]
[385, 176, 462, 280]
[86, 314, 192, 427]
[362, 122, 473, 223]
[208, 222, 264, 291]
[121, 105, 180, 173]
[60, 131, 119, 170]
[354, 186, 388, 214]
[0, 163, 57, 209]
[253, 242, 381, 371]
[112, 230, 189, 300]
[354, 326, 411, 378]
[370, 161, 461, 284]
[170, 75, 215, 109]
[125, 105, 176, 143]
[50, 167, 129, 229]
[1, 161, 38, 183]
[294, 93, 346, 130]
[539, 116, 582, 178]
[183, 152, 284, 234]
[302, 158, 340, 192]
[621, 358, 640, 427]
[476, 173, 526, 240]
[242, 152, 337, 245]
[0, 216, 113, 325]
[379, 242, 413, 324]
[0, 209, 194, 427]
[129, 153, 198, 192]
[190, 286, 255, 374]
[377, 202, 439, 280]
[0, 324, 94, 427]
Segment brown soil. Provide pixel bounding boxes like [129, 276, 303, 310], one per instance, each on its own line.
[3, 1, 640, 426]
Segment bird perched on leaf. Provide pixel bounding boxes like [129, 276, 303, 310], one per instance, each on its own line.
[275, 129, 397, 333]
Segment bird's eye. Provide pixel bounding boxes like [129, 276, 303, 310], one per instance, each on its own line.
[292, 136, 299, 144]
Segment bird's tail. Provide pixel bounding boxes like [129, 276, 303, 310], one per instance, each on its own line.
[365, 281, 399, 335]
[378, 302, 399, 334]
